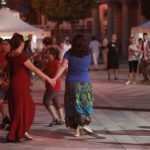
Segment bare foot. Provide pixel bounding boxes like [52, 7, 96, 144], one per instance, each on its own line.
[74, 126, 80, 137]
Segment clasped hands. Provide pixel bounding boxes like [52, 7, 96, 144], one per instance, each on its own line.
[47, 77, 57, 87]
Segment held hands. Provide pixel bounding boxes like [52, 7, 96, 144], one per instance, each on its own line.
[47, 77, 56, 87]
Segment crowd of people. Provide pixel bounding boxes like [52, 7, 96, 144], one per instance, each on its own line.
[0, 31, 150, 142]
[126, 33, 150, 85]
[0, 33, 94, 142]
[89, 33, 150, 83]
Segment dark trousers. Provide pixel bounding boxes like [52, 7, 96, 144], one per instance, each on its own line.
[128, 60, 139, 73]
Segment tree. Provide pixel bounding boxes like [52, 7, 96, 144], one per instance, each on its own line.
[31, 0, 96, 37]
[31, 0, 96, 24]
[6, 0, 37, 23]
[139, 0, 150, 19]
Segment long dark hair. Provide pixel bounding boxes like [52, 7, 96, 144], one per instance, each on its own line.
[10, 33, 24, 50]
[70, 34, 91, 57]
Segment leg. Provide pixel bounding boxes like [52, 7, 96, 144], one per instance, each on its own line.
[133, 60, 139, 83]
[58, 107, 65, 122]
[133, 72, 136, 83]
[126, 61, 133, 85]
[141, 60, 149, 81]
[144, 60, 149, 80]
[0, 98, 10, 129]
[92, 52, 99, 70]
[114, 69, 118, 80]
[0, 103, 8, 119]
[43, 89, 59, 121]
[74, 125, 80, 137]
[48, 104, 59, 120]
[53, 95, 65, 123]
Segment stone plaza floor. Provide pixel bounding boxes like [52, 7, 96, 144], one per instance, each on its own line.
[0, 64, 150, 150]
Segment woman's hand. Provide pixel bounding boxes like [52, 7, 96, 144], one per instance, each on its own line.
[47, 77, 56, 87]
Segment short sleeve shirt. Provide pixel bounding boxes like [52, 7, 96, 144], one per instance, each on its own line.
[64, 51, 91, 83]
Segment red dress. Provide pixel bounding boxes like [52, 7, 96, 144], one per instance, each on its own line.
[0, 52, 5, 62]
[7, 52, 35, 141]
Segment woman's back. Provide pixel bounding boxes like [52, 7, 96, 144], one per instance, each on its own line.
[64, 51, 91, 83]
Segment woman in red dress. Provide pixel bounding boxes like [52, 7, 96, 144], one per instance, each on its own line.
[7, 33, 54, 142]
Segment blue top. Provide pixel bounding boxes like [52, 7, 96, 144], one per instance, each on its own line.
[64, 51, 91, 83]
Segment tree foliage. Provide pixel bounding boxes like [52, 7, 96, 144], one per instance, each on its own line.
[139, 0, 150, 19]
[31, 0, 96, 24]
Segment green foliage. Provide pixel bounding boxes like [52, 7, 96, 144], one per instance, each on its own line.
[140, 0, 150, 19]
[31, 0, 96, 24]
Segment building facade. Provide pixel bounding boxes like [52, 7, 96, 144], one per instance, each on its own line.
[94, 0, 146, 58]
[44, 0, 146, 58]
[2, 0, 147, 58]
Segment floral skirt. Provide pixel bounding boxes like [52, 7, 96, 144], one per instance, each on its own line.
[64, 82, 94, 129]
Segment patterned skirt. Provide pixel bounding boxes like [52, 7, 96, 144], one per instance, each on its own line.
[64, 82, 94, 129]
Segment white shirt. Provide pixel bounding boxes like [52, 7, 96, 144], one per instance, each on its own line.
[89, 40, 101, 53]
[60, 43, 72, 62]
[128, 44, 140, 61]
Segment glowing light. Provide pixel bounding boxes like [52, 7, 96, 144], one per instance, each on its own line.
[1, 0, 7, 6]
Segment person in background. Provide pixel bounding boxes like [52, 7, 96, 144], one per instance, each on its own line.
[24, 35, 35, 79]
[42, 37, 53, 50]
[89, 36, 101, 70]
[54, 34, 94, 137]
[60, 36, 72, 62]
[107, 34, 120, 80]
[52, 37, 60, 51]
[24, 34, 33, 58]
[137, 38, 143, 75]
[51, 37, 61, 61]
[102, 37, 108, 70]
[40, 37, 54, 69]
[126, 37, 144, 85]
[32, 37, 53, 71]
[6, 33, 54, 142]
[43, 47, 65, 127]
[0, 39, 11, 129]
[140, 33, 150, 81]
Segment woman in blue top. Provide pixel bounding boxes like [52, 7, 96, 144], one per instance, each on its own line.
[54, 34, 94, 137]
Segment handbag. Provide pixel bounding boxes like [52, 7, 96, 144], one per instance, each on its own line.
[0, 68, 10, 91]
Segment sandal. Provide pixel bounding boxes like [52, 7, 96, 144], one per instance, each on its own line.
[0, 116, 11, 129]
[24, 132, 33, 140]
[82, 126, 93, 134]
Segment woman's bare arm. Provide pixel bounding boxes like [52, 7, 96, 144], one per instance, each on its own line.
[24, 59, 54, 85]
[129, 45, 143, 53]
[54, 59, 68, 80]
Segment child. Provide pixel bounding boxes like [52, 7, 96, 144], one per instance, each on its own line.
[43, 47, 65, 126]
